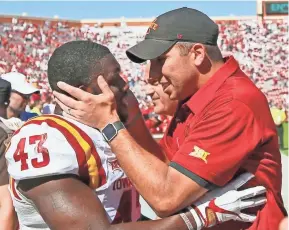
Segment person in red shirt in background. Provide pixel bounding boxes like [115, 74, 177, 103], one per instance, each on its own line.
[144, 61, 178, 136]
[29, 93, 43, 115]
[54, 8, 287, 230]
[144, 61, 178, 117]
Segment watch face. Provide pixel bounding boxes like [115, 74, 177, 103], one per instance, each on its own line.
[102, 123, 117, 141]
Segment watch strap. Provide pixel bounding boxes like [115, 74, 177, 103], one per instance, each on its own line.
[113, 121, 125, 131]
[101, 121, 125, 143]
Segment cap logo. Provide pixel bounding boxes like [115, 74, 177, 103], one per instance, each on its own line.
[146, 18, 159, 35]
[177, 34, 183, 39]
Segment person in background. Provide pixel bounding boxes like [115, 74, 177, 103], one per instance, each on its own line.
[42, 95, 56, 115]
[0, 78, 18, 230]
[30, 93, 43, 115]
[143, 60, 178, 134]
[144, 61, 178, 117]
[1, 72, 40, 121]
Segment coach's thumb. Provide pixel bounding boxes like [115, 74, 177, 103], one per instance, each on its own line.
[98, 75, 114, 97]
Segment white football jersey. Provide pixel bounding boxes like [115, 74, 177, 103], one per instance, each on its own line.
[6, 115, 140, 230]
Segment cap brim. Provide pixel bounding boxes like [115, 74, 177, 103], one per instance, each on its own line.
[126, 39, 177, 63]
[13, 83, 39, 95]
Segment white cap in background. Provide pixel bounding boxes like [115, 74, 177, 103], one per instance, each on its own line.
[1, 72, 39, 95]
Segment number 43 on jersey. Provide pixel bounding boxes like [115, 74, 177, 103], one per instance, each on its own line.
[13, 134, 50, 171]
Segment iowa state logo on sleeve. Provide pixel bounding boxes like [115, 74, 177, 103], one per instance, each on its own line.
[189, 146, 210, 163]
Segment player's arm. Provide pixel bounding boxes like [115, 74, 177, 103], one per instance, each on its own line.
[18, 174, 192, 230]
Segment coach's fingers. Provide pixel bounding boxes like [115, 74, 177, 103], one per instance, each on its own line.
[238, 213, 256, 222]
[238, 186, 266, 200]
[54, 97, 85, 119]
[56, 81, 90, 101]
[97, 76, 115, 101]
[62, 110, 81, 122]
[62, 110, 96, 128]
[54, 97, 72, 113]
[53, 90, 82, 110]
[62, 110, 77, 120]
[240, 196, 267, 210]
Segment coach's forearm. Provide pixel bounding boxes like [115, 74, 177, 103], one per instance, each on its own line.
[110, 130, 191, 216]
[125, 112, 168, 163]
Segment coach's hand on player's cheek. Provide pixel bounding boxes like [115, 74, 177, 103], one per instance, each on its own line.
[53, 76, 120, 130]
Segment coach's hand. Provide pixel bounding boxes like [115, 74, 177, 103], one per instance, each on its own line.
[53, 76, 120, 130]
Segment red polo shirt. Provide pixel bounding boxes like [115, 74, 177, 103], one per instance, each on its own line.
[160, 56, 286, 230]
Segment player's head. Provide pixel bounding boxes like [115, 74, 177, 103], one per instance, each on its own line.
[48, 40, 129, 121]
[144, 61, 178, 116]
[126, 7, 223, 101]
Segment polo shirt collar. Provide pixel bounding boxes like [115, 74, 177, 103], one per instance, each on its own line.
[185, 56, 239, 114]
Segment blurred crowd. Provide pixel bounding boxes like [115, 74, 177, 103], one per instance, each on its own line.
[0, 18, 288, 134]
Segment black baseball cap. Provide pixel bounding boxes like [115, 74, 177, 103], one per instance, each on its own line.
[126, 7, 219, 63]
[0, 78, 11, 105]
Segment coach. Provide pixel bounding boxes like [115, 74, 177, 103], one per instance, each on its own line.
[54, 7, 286, 230]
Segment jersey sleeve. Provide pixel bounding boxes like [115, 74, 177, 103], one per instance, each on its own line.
[170, 100, 263, 187]
[5, 118, 84, 181]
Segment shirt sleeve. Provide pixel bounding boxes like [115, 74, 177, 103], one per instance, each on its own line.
[170, 100, 262, 187]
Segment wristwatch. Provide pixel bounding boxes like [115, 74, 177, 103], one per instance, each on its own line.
[101, 121, 125, 143]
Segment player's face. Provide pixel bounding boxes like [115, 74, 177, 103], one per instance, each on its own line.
[149, 45, 200, 101]
[88, 54, 129, 122]
[145, 62, 178, 116]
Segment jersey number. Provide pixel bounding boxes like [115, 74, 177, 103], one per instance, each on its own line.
[13, 134, 50, 171]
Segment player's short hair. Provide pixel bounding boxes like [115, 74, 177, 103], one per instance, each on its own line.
[176, 42, 223, 62]
[48, 40, 111, 94]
